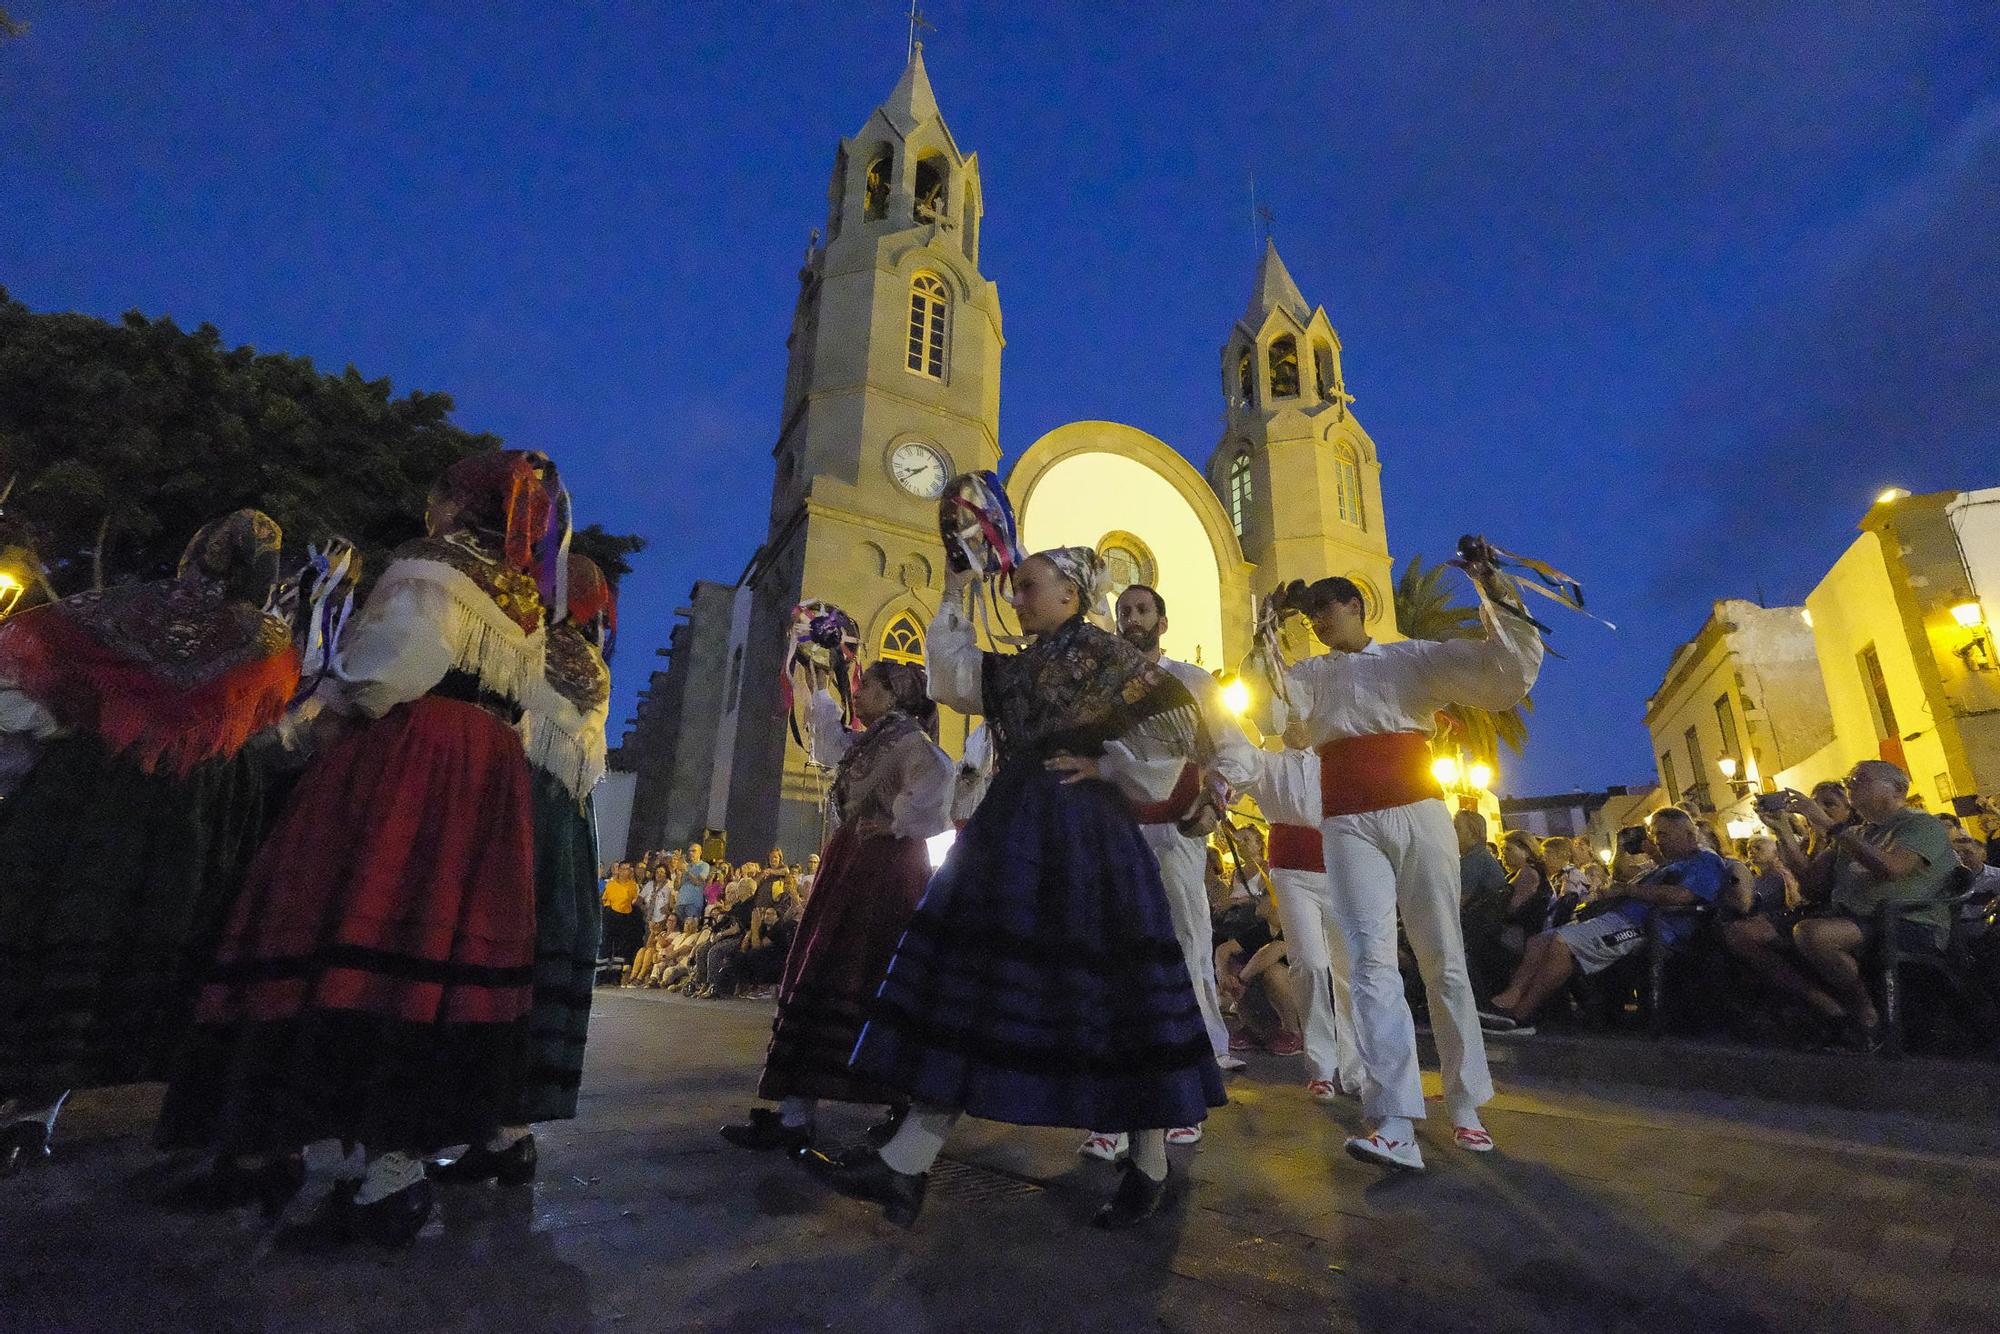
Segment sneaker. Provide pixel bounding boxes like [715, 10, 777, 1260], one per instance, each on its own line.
[1306, 1079, 1340, 1103]
[1077, 1132, 1128, 1162]
[1266, 1032, 1304, 1057]
[1453, 1126, 1495, 1153]
[1215, 1053, 1248, 1072]
[1227, 1032, 1262, 1054]
[1344, 1132, 1424, 1172]
[1475, 1009, 1519, 1032]
[1165, 1126, 1202, 1147]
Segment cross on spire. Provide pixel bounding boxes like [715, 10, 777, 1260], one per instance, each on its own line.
[906, 0, 935, 60]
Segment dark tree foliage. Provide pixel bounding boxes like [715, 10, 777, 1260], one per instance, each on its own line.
[571, 522, 647, 590]
[0, 287, 641, 595]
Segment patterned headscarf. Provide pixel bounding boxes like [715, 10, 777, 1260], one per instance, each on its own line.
[563, 551, 617, 660]
[425, 450, 556, 577]
[177, 508, 284, 607]
[864, 659, 938, 741]
[1033, 546, 1113, 620]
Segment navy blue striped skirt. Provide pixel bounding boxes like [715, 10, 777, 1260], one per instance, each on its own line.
[850, 760, 1225, 1130]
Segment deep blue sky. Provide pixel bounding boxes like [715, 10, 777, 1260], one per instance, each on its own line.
[4, 3, 1995, 794]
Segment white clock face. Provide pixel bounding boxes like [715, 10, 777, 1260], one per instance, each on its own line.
[889, 441, 950, 499]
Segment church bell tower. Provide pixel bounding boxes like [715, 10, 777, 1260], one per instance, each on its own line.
[1206, 240, 1397, 637]
[727, 47, 1004, 856]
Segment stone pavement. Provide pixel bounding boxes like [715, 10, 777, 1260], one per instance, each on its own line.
[6, 989, 2000, 1333]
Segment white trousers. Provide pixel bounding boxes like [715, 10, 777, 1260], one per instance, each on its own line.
[1268, 867, 1362, 1089]
[1143, 823, 1231, 1062]
[1321, 798, 1493, 1121]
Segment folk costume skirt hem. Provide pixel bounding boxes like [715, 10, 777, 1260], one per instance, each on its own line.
[511, 774, 600, 1125]
[157, 696, 536, 1154]
[756, 823, 929, 1105]
[850, 762, 1226, 1131]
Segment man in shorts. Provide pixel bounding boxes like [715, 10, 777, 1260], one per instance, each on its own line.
[1477, 806, 1726, 1033]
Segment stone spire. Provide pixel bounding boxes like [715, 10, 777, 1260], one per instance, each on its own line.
[1243, 238, 1312, 328]
[877, 44, 942, 132]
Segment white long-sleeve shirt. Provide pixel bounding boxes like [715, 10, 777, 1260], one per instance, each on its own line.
[923, 600, 1191, 807]
[806, 687, 955, 840]
[1280, 584, 1543, 748]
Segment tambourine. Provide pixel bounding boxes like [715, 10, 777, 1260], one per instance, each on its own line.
[938, 471, 1025, 579]
[780, 599, 861, 745]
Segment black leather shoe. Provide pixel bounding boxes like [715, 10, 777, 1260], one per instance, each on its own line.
[862, 1104, 908, 1148]
[1092, 1163, 1169, 1230]
[276, 1178, 433, 1252]
[159, 1154, 306, 1216]
[807, 1146, 925, 1228]
[719, 1108, 811, 1154]
[429, 1134, 537, 1186]
[0, 1120, 50, 1179]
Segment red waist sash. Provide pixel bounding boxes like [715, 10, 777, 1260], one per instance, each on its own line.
[1266, 822, 1324, 872]
[1129, 761, 1199, 826]
[1317, 731, 1442, 817]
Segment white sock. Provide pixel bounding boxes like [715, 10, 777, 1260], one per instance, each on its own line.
[353, 1150, 424, 1205]
[877, 1104, 958, 1176]
[485, 1125, 532, 1152]
[1445, 1091, 1485, 1132]
[1372, 1116, 1415, 1143]
[779, 1097, 817, 1130]
[1130, 1130, 1168, 1183]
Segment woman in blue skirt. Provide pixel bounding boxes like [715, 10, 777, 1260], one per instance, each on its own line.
[821, 547, 1225, 1230]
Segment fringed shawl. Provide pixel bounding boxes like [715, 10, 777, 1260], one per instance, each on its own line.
[828, 710, 924, 826]
[0, 582, 299, 776]
[980, 613, 1213, 769]
[524, 621, 610, 805]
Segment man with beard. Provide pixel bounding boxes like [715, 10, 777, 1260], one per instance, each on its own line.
[1077, 584, 1260, 1162]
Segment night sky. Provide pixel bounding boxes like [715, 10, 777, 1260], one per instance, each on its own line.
[4, 3, 1995, 795]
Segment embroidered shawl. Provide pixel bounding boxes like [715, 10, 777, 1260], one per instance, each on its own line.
[979, 613, 1212, 769]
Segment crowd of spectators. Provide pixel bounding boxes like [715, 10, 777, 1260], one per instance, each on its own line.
[598, 843, 820, 1001]
[1460, 765, 2000, 1055]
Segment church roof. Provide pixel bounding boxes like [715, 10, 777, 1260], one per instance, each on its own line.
[1244, 238, 1313, 327]
[879, 45, 941, 130]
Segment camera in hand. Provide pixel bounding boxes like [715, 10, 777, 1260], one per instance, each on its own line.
[1754, 791, 1790, 815]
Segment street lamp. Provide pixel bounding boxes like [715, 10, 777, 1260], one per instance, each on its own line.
[1220, 676, 1252, 717]
[1717, 756, 1751, 800]
[1431, 756, 1460, 788]
[1467, 762, 1494, 792]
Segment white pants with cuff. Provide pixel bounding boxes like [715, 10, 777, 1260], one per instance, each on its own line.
[1268, 866, 1362, 1089]
[1321, 798, 1492, 1122]
[1143, 822, 1231, 1063]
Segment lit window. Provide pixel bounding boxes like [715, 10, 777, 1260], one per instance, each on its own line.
[1334, 444, 1362, 527]
[880, 612, 925, 664]
[1236, 344, 1254, 405]
[1228, 452, 1252, 536]
[907, 274, 948, 380]
[1314, 340, 1338, 400]
[864, 148, 892, 220]
[1096, 532, 1157, 604]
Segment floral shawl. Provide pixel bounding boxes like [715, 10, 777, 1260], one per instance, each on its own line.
[828, 709, 925, 825]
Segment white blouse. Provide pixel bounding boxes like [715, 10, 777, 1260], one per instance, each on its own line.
[1280, 584, 1543, 748]
[331, 557, 546, 721]
[923, 599, 1194, 806]
[806, 688, 955, 840]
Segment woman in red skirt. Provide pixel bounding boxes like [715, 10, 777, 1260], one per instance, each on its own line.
[158, 451, 560, 1250]
[720, 661, 952, 1156]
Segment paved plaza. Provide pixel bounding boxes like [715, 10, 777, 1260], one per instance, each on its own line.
[6, 989, 2000, 1333]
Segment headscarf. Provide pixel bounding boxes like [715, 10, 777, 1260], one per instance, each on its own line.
[425, 450, 557, 578]
[0, 508, 299, 775]
[563, 551, 617, 660]
[864, 659, 938, 741]
[1033, 546, 1113, 620]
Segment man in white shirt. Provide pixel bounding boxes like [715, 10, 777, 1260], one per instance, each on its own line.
[1078, 585, 1262, 1162]
[1278, 571, 1542, 1172]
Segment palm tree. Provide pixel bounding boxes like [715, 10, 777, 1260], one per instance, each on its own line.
[1391, 553, 1532, 767]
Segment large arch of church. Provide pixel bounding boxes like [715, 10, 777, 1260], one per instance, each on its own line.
[1009, 420, 1255, 673]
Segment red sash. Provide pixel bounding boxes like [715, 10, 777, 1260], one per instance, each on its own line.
[1129, 762, 1199, 826]
[1317, 732, 1441, 817]
[1267, 822, 1324, 873]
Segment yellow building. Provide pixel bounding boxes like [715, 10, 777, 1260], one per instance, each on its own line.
[624, 51, 1413, 857]
[1773, 488, 2000, 811]
[1644, 599, 1834, 836]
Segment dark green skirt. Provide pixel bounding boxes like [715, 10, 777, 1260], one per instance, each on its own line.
[511, 771, 601, 1124]
[0, 734, 271, 1096]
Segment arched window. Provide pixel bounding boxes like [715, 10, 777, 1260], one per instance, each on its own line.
[1235, 344, 1254, 406]
[863, 148, 893, 221]
[913, 155, 948, 224]
[1314, 340, 1337, 400]
[880, 612, 925, 664]
[1334, 443, 1363, 527]
[1095, 531, 1157, 606]
[1269, 336, 1300, 398]
[906, 273, 948, 380]
[1228, 451, 1252, 537]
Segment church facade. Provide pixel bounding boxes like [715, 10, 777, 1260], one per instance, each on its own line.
[618, 51, 1398, 860]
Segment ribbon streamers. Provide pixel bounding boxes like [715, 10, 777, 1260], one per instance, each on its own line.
[939, 471, 1028, 649]
[778, 599, 861, 747]
[1449, 534, 1615, 644]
